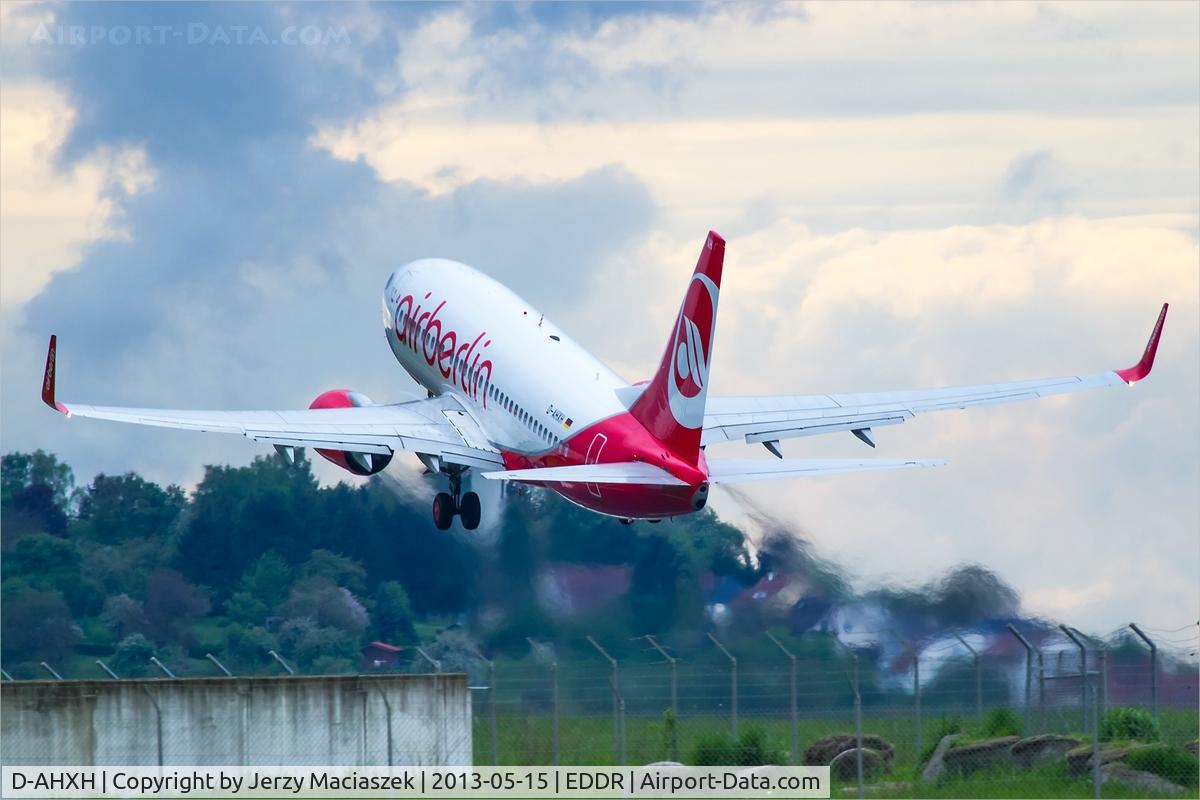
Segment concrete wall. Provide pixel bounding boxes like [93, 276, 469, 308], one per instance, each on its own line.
[1, 674, 471, 766]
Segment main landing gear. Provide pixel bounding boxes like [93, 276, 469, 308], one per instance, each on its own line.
[432, 468, 481, 531]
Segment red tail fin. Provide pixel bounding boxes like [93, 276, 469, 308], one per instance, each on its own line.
[630, 231, 724, 463]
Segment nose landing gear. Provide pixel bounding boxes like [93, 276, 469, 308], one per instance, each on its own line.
[431, 468, 481, 531]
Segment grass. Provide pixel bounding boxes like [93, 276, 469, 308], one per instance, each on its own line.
[474, 708, 1198, 767]
[471, 709, 1198, 798]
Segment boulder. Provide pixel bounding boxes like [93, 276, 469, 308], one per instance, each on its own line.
[1101, 763, 1189, 796]
[804, 734, 895, 766]
[942, 736, 1020, 776]
[1065, 744, 1144, 776]
[920, 734, 961, 782]
[1011, 735, 1081, 769]
[829, 747, 885, 781]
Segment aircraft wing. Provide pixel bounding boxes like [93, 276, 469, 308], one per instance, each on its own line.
[39, 337, 504, 470]
[702, 303, 1167, 449]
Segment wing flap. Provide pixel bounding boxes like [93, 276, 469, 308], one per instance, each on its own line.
[706, 457, 945, 483]
[482, 462, 688, 486]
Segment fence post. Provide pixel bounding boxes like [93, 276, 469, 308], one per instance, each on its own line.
[588, 636, 624, 765]
[707, 633, 738, 738]
[149, 656, 175, 678]
[1090, 685, 1101, 799]
[206, 653, 233, 677]
[414, 646, 442, 673]
[1, 668, 13, 681]
[96, 660, 120, 679]
[1006, 624, 1036, 735]
[1060, 626, 1088, 733]
[1127, 623, 1158, 724]
[267, 649, 295, 675]
[953, 634, 982, 724]
[765, 632, 798, 765]
[467, 644, 498, 766]
[829, 634, 863, 799]
[140, 685, 164, 766]
[490, 660, 498, 764]
[528, 638, 559, 766]
[39, 662, 63, 680]
[642, 635, 679, 762]
[887, 631, 920, 761]
[373, 683, 394, 766]
[1037, 647, 1046, 733]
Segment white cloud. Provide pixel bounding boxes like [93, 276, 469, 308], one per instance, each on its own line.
[314, 3, 1198, 237]
[0, 79, 153, 309]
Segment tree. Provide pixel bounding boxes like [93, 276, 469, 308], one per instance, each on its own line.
[75, 473, 185, 543]
[5, 532, 102, 615]
[101, 594, 148, 639]
[276, 617, 359, 670]
[239, 550, 292, 609]
[8, 532, 78, 576]
[278, 576, 368, 634]
[0, 589, 78, 664]
[174, 456, 320, 590]
[374, 581, 417, 644]
[111, 633, 156, 678]
[300, 549, 366, 594]
[1, 450, 74, 509]
[144, 569, 210, 644]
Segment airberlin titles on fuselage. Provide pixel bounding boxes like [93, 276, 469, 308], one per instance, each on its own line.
[393, 291, 493, 405]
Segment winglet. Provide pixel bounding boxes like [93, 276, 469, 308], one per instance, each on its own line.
[1115, 303, 1168, 385]
[41, 335, 70, 416]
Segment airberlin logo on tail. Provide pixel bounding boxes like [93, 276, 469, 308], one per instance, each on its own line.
[394, 292, 493, 405]
[667, 273, 719, 429]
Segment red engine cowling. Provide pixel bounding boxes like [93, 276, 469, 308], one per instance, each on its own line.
[309, 390, 393, 476]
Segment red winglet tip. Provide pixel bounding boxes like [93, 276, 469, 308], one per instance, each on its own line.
[41, 335, 68, 415]
[1115, 302, 1168, 385]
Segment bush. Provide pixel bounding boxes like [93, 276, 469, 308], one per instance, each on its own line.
[1100, 707, 1161, 743]
[979, 707, 1022, 738]
[1125, 745, 1199, 790]
[920, 716, 964, 764]
[690, 727, 783, 767]
[733, 727, 785, 766]
[691, 732, 734, 766]
[658, 708, 677, 762]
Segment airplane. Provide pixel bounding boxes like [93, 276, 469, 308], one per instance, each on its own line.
[41, 231, 1167, 530]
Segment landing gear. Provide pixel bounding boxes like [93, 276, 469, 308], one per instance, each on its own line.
[430, 467, 481, 530]
[459, 491, 481, 530]
[432, 492, 454, 530]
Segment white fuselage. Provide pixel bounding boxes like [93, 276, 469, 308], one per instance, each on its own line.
[383, 259, 628, 456]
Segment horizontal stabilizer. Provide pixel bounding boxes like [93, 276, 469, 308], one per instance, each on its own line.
[482, 462, 688, 485]
[706, 457, 945, 484]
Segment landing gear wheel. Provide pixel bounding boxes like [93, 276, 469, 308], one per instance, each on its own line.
[432, 492, 454, 530]
[459, 492, 481, 530]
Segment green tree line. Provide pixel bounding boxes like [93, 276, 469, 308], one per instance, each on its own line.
[1, 450, 771, 678]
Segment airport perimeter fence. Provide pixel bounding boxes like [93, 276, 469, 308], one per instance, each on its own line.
[3, 624, 1198, 797]
[464, 626, 1199, 797]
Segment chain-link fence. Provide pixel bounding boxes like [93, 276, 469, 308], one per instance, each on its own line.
[463, 627, 1197, 797]
[3, 625, 1197, 797]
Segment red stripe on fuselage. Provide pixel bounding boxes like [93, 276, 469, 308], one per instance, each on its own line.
[500, 411, 709, 519]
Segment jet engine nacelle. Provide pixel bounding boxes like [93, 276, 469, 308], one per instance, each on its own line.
[309, 389, 393, 476]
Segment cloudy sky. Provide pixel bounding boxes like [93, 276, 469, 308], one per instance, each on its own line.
[2, 2, 1197, 639]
